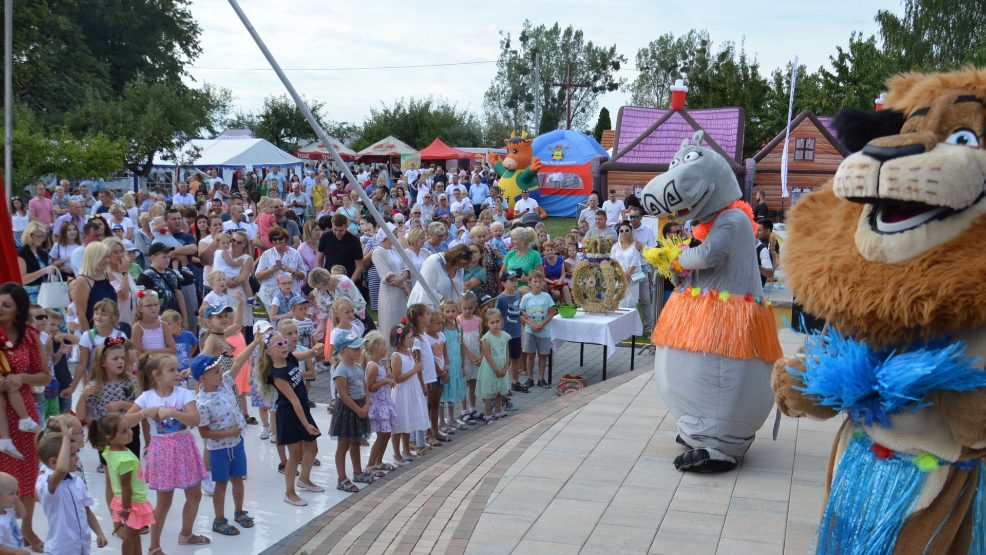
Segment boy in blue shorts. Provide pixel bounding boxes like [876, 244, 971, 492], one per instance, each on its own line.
[191, 337, 261, 536]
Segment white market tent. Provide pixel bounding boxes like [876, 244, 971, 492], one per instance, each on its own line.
[152, 138, 305, 185]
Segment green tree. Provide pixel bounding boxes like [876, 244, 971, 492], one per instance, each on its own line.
[356, 97, 483, 151]
[875, 0, 986, 71]
[627, 30, 710, 106]
[5, 0, 202, 124]
[816, 33, 892, 113]
[66, 78, 230, 175]
[484, 20, 625, 132]
[592, 108, 611, 141]
[252, 95, 328, 152]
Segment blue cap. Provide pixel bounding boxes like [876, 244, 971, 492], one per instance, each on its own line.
[190, 354, 220, 381]
[502, 269, 523, 281]
[332, 330, 365, 352]
[203, 303, 233, 319]
[288, 295, 309, 308]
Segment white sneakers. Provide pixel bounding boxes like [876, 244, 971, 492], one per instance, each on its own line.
[18, 418, 41, 433]
[259, 427, 271, 440]
[201, 476, 215, 496]
[0, 439, 23, 460]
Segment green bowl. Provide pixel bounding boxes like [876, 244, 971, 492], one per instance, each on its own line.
[557, 304, 578, 318]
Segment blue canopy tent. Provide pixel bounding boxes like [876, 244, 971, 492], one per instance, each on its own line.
[531, 130, 609, 217]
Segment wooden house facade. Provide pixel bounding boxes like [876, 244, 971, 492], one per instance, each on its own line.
[599, 104, 746, 199]
[751, 110, 848, 220]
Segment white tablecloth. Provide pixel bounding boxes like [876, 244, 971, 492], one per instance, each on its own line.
[550, 308, 643, 359]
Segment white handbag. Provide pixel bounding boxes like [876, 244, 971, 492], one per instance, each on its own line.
[38, 270, 71, 309]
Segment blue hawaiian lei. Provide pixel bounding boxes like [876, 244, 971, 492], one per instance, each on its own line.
[788, 327, 986, 428]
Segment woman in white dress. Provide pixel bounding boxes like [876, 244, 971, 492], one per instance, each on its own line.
[610, 220, 644, 309]
[372, 224, 411, 340]
[403, 228, 429, 286]
[406, 245, 472, 310]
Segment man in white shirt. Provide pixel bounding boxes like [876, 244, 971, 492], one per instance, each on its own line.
[450, 188, 473, 216]
[602, 189, 625, 226]
[285, 182, 312, 224]
[223, 204, 256, 240]
[447, 175, 468, 198]
[207, 168, 223, 191]
[171, 182, 196, 207]
[302, 170, 317, 196]
[628, 206, 657, 336]
[513, 190, 539, 218]
[578, 193, 600, 228]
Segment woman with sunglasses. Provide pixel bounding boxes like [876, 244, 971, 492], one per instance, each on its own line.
[18, 221, 60, 304]
[254, 226, 306, 311]
[610, 220, 644, 309]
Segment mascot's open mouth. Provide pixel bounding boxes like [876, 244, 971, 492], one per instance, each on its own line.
[858, 190, 985, 234]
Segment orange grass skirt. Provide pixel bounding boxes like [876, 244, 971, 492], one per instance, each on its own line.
[652, 288, 783, 364]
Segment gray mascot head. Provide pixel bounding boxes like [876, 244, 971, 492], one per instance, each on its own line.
[640, 131, 742, 222]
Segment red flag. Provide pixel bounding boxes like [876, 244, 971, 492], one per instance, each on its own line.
[0, 174, 24, 284]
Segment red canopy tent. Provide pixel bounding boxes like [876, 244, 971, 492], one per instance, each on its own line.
[418, 138, 472, 161]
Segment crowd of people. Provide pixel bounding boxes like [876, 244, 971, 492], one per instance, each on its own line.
[0, 164, 703, 554]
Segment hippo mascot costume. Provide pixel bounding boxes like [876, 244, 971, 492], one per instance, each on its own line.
[641, 131, 782, 473]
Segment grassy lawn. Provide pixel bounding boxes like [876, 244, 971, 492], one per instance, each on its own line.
[542, 217, 576, 239]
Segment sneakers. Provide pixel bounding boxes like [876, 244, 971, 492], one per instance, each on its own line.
[201, 477, 215, 496]
[269, 432, 277, 444]
[524, 378, 535, 388]
[485, 416, 496, 425]
[537, 379, 549, 389]
[0, 439, 23, 460]
[504, 401, 518, 412]
[17, 418, 41, 433]
[259, 427, 271, 440]
[511, 382, 529, 393]
[308, 400, 316, 408]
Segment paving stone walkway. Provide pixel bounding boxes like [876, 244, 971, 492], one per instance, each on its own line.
[266, 329, 838, 555]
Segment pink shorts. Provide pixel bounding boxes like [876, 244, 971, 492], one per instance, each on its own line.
[110, 498, 156, 530]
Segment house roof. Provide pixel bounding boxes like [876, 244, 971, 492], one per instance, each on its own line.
[608, 106, 745, 169]
[752, 110, 849, 162]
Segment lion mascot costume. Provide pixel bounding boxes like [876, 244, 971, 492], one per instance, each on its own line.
[640, 131, 783, 473]
[773, 68, 986, 553]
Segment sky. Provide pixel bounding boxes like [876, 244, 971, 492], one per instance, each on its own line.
[185, 0, 903, 136]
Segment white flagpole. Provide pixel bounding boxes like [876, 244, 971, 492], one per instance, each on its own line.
[225, 0, 440, 308]
[780, 56, 798, 199]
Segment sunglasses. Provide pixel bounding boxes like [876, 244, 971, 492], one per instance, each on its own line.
[618, 228, 632, 234]
[271, 237, 287, 243]
[33, 314, 48, 320]
[270, 339, 289, 349]
[628, 215, 641, 220]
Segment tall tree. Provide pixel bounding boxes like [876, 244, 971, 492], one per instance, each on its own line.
[5, 0, 202, 124]
[816, 33, 892, 114]
[484, 21, 625, 132]
[66, 78, 230, 175]
[252, 95, 328, 152]
[627, 30, 710, 107]
[593, 108, 611, 141]
[357, 97, 483, 151]
[875, 0, 986, 71]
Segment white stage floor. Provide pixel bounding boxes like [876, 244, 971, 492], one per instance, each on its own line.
[33, 402, 370, 555]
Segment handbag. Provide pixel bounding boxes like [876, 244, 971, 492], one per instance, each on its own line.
[38, 270, 71, 309]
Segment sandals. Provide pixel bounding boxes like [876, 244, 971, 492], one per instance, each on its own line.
[244, 416, 259, 425]
[337, 479, 359, 492]
[425, 438, 442, 448]
[234, 511, 254, 528]
[376, 462, 397, 471]
[353, 472, 375, 484]
[112, 523, 125, 539]
[177, 533, 211, 545]
[212, 518, 240, 536]
[147, 549, 165, 555]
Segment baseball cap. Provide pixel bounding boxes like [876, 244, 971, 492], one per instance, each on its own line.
[333, 330, 365, 352]
[189, 354, 220, 381]
[203, 303, 234, 319]
[503, 269, 523, 281]
[253, 320, 273, 337]
[112, 224, 124, 232]
[148, 243, 174, 257]
[288, 295, 309, 308]
[374, 222, 396, 243]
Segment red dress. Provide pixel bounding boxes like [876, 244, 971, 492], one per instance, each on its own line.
[0, 326, 42, 497]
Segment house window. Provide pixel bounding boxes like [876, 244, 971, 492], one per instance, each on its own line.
[794, 137, 815, 160]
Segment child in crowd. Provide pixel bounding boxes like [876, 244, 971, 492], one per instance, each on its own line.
[407, 304, 438, 451]
[290, 296, 315, 350]
[47, 311, 77, 413]
[41, 414, 86, 480]
[477, 308, 510, 423]
[495, 270, 526, 395]
[129, 354, 209, 550]
[266, 273, 295, 324]
[327, 297, 363, 407]
[67, 298, 127, 403]
[163, 310, 197, 389]
[201, 271, 231, 314]
[439, 300, 467, 432]
[330, 330, 373, 492]
[488, 222, 508, 260]
[255, 197, 276, 249]
[363, 332, 396, 475]
[458, 292, 483, 423]
[0, 359, 42, 458]
[36, 419, 108, 554]
[277, 319, 319, 468]
[519, 270, 557, 389]
[0, 472, 26, 554]
[76, 338, 140, 490]
[190, 335, 262, 537]
[132, 290, 177, 358]
[389, 322, 429, 465]
[250, 321, 275, 442]
[89, 413, 154, 555]
[425, 309, 450, 443]
[255, 331, 322, 506]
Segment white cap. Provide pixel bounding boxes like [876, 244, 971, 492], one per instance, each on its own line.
[253, 320, 273, 336]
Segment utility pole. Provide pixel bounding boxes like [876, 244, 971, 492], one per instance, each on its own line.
[548, 62, 591, 130]
[4, 0, 12, 204]
[533, 51, 541, 133]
